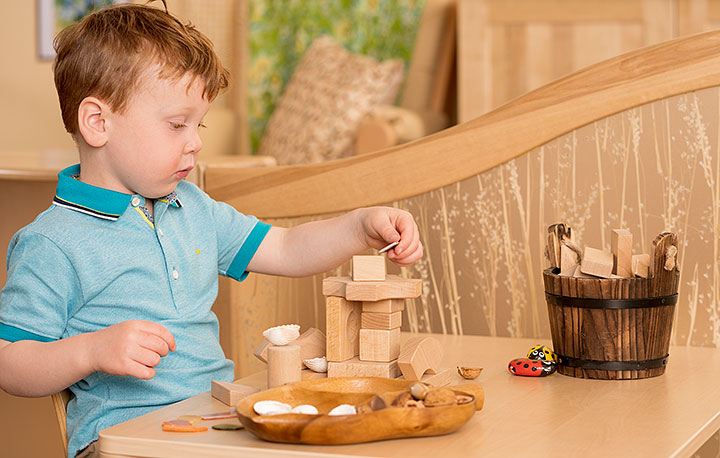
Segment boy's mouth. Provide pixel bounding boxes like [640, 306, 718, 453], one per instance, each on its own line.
[176, 166, 193, 179]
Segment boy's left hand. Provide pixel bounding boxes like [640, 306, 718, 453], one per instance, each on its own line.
[360, 207, 423, 267]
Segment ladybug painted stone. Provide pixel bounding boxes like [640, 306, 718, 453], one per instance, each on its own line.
[527, 344, 557, 362]
[508, 358, 557, 377]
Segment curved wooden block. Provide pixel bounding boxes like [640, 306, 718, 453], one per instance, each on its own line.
[397, 336, 443, 380]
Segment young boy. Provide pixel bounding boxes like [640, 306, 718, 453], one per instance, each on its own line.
[0, 3, 422, 457]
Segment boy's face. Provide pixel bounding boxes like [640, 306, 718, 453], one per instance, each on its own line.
[99, 68, 211, 198]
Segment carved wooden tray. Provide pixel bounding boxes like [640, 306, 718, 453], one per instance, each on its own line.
[236, 377, 480, 444]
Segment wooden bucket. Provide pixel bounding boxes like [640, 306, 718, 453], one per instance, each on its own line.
[542, 232, 679, 380]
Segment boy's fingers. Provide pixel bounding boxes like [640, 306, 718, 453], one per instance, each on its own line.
[140, 333, 171, 357]
[141, 321, 176, 351]
[133, 347, 162, 368]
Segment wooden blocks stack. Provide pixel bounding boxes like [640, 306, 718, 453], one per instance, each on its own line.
[323, 255, 422, 378]
[547, 224, 652, 279]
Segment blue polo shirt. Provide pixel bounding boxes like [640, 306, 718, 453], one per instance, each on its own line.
[0, 164, 270, 456]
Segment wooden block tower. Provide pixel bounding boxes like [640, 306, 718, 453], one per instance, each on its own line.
[323, 255, 422, 378]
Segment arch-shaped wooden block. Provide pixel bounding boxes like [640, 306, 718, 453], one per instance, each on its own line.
[397, 336, 443, 381]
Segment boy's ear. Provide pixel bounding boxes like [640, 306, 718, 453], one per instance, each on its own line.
[77, 97, 109, 147]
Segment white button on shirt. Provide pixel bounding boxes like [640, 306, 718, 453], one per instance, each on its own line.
[158, 229, 164, 236]
[172, 270, 179, 279]
[131, 197, 141, 207]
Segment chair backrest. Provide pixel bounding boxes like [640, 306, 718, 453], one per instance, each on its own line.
[203, 29, 720, 377]
[51, 389, 71, 458]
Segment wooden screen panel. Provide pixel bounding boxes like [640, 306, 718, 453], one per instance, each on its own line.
[457, 0, 674, 122]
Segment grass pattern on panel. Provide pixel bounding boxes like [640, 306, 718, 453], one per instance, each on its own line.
[248, 0, 425, 152]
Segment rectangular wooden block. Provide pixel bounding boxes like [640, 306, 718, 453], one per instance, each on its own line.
[323, 276, 422, 301]
[580, 246, 614, 278]
[362, 299, 405, 313]
[352, 255, 386, 281]
[361, 311, 402, 330]
[327, 357, 401, 378]
[211, 380, 259, 406]
[632, 253, 650, 277]
[359, 328, 401, 362]
[612, 229, 633, 277]
[325, 296, 361, 362]
[560, 244, 578, 276]
[346, 275, 422, 301]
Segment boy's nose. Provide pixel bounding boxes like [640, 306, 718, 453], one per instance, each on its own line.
[186, 131, 203, 154]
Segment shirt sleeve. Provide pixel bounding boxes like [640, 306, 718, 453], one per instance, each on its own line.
[0, 230, 82, 342]
[208, 198, 271, 282]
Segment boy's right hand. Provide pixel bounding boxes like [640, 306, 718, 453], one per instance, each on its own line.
[88, 320, 176, 379]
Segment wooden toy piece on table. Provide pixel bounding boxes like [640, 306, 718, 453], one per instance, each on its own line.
[325, 296, 362, 362]
[397, 335, 443, 380]
[253, 327, 326, 363]
[352, 255, 387, 281]
[267, 344, 302, 388]
[323, 254, 422, 379]
[211, 380, 260, 406]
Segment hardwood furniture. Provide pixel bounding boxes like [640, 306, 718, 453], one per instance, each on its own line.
[98, 333, 720, 457]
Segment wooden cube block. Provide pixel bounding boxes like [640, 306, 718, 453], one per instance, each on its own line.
[359, 328, 401, 362]
[325, 296, 361, 362]
[580, 247, 614, 278]
[327, 357, 401, 378]
[361, 311, 402, 330]
[352, 255, 386, 281]
[362, 299, 405, 313]
[632, 253, 650, 277]
[211, 380, 259, 406]
[612, 229, 633, 277]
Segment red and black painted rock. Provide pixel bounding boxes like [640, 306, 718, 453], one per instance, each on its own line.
[508, 358, 557, 377]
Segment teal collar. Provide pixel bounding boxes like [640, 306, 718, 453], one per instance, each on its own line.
[53, 164, 182, 221]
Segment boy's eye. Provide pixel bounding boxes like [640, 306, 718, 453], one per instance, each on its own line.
[198, 122, 207, 129]
[171, 122, 187, 129]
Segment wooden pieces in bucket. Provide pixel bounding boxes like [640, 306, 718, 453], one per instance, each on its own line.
[546, 223, 653, 279]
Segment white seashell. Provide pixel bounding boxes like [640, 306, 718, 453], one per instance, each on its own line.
[262, 324, 300, 346]
[291, 404, 319, 415]
[328, 404, 357, 416]
[303, 356, 328, 373]
[253, 400, 292, 416]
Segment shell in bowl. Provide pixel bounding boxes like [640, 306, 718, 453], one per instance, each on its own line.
[262, 324, 300, 346]
[303, 356, 328, 373]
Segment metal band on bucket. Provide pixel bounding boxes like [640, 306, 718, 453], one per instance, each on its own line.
[557, 354, 669, 371]
[545, 292, 678, 309]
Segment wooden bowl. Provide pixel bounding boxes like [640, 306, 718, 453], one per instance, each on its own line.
[236, 377, 478, 444]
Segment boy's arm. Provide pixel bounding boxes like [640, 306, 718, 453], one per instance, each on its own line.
[248, 207, 423, 277]
[0, 320, 176, 398]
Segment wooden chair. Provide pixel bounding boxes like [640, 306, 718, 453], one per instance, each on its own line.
[201, 29, 720, 380]
[51, 390, 71, 458]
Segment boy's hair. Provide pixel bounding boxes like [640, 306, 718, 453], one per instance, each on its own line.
[53, 1, 229, 135]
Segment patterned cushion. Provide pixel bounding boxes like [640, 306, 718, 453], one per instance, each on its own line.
[257, 36, 405, 164]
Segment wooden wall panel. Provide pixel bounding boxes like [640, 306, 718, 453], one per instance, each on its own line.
[458, 0, 686, 122]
